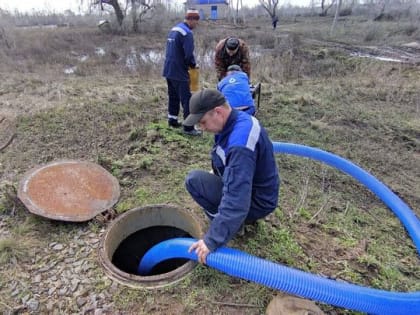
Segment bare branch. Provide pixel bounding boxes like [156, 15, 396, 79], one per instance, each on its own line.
[258, 0, 279, 18]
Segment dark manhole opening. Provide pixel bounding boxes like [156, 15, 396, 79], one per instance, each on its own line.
[99, 205, 203, 288]
[112, 226, 191, 276]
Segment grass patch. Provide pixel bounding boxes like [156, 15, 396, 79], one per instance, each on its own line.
[0, 238, 27, 264]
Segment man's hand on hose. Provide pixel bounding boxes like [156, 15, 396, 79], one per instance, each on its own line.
[188, 239, 210, 264]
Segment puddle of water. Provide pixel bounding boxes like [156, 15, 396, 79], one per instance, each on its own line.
[18, 24, 58, 30]
[133, 48, 262, 70]
[350, 52, 405, 63]
[83, 47, 248, 70]
[78, 55, 89, 62]
[126, 47, 138, 71]
[65, 44, 309, 74]
[65, 45, 413, 75]
[64, 66, 77, 74]
[126, 56, 137, 71]
[98, 20, 109, 27]
[196, 52, 214, 69]
[126, 47, 166, 71]
[95, 47, 106, 56]
[139, 50, 163, 64]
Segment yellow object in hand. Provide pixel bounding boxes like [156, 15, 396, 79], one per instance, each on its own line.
[189, 67, 200, 92]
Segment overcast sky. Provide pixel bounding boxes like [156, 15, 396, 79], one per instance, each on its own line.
[0, 0, 79, 13]
[0, 0, 310, 14]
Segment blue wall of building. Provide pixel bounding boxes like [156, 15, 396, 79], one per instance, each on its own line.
[193, 0, 228, 4]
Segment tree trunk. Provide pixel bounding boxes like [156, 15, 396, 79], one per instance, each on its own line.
[258, 0, 279, 22]
[131, 0, 138, 32]
[330, 0, 341, 34]
[320, 0, 334, 16]
[108, 0, 125, 26]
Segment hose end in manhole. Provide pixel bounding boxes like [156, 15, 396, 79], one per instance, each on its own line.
[99, 204, 202, 289]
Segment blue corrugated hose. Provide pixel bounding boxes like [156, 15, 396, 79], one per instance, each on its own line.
[272, 142, 420, 255]
[138, 142, 420, 315]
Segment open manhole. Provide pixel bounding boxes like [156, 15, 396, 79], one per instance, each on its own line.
[18, 160, 120, 222]
[99, 204, 202, 289]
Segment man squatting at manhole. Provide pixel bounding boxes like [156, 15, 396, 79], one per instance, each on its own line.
[184, 89, 280, 264]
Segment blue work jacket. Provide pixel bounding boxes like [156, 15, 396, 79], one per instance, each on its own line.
[217, 71, 255, 115]
[162, 22, 196, 82]
[204, 110, 280, 251]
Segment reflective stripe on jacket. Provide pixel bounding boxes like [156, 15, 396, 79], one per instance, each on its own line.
[204, 110, 280, 251]
[162, 22, 196, 81]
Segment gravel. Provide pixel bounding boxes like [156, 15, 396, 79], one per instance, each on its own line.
[0, 219, 119, 314]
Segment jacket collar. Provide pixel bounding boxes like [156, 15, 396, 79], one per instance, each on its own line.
[215, 109, 238, 143]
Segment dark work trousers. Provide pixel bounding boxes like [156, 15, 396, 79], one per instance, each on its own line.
[185, 169, 273, 223]
[166, 78, 191, 122]
[185, 170, 223, 220]
[272, 21, 278, 29]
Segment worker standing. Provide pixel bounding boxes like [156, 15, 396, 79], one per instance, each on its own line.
[163, 8, 201, 136]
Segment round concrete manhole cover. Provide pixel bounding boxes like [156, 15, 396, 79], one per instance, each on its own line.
[18, 160, 120, 222]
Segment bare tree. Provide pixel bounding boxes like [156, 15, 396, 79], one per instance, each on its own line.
[88, 0, 156, 30]
[373, 0, 391, 21]
[229, 0, 245, 25]
[93, 0, 125, 26]
[330, 0, 342, 33]
[320, 0, 335, 16]
[130, 0, 156, 32]
[259, 0, 279, 20]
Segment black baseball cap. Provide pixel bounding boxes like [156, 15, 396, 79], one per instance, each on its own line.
[183, 89, 226, 126]
[226, 37, 239, 50]
[227, 64, 242, 72]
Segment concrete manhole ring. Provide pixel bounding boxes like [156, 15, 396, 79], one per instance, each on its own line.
[99, 204, 203, 289]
